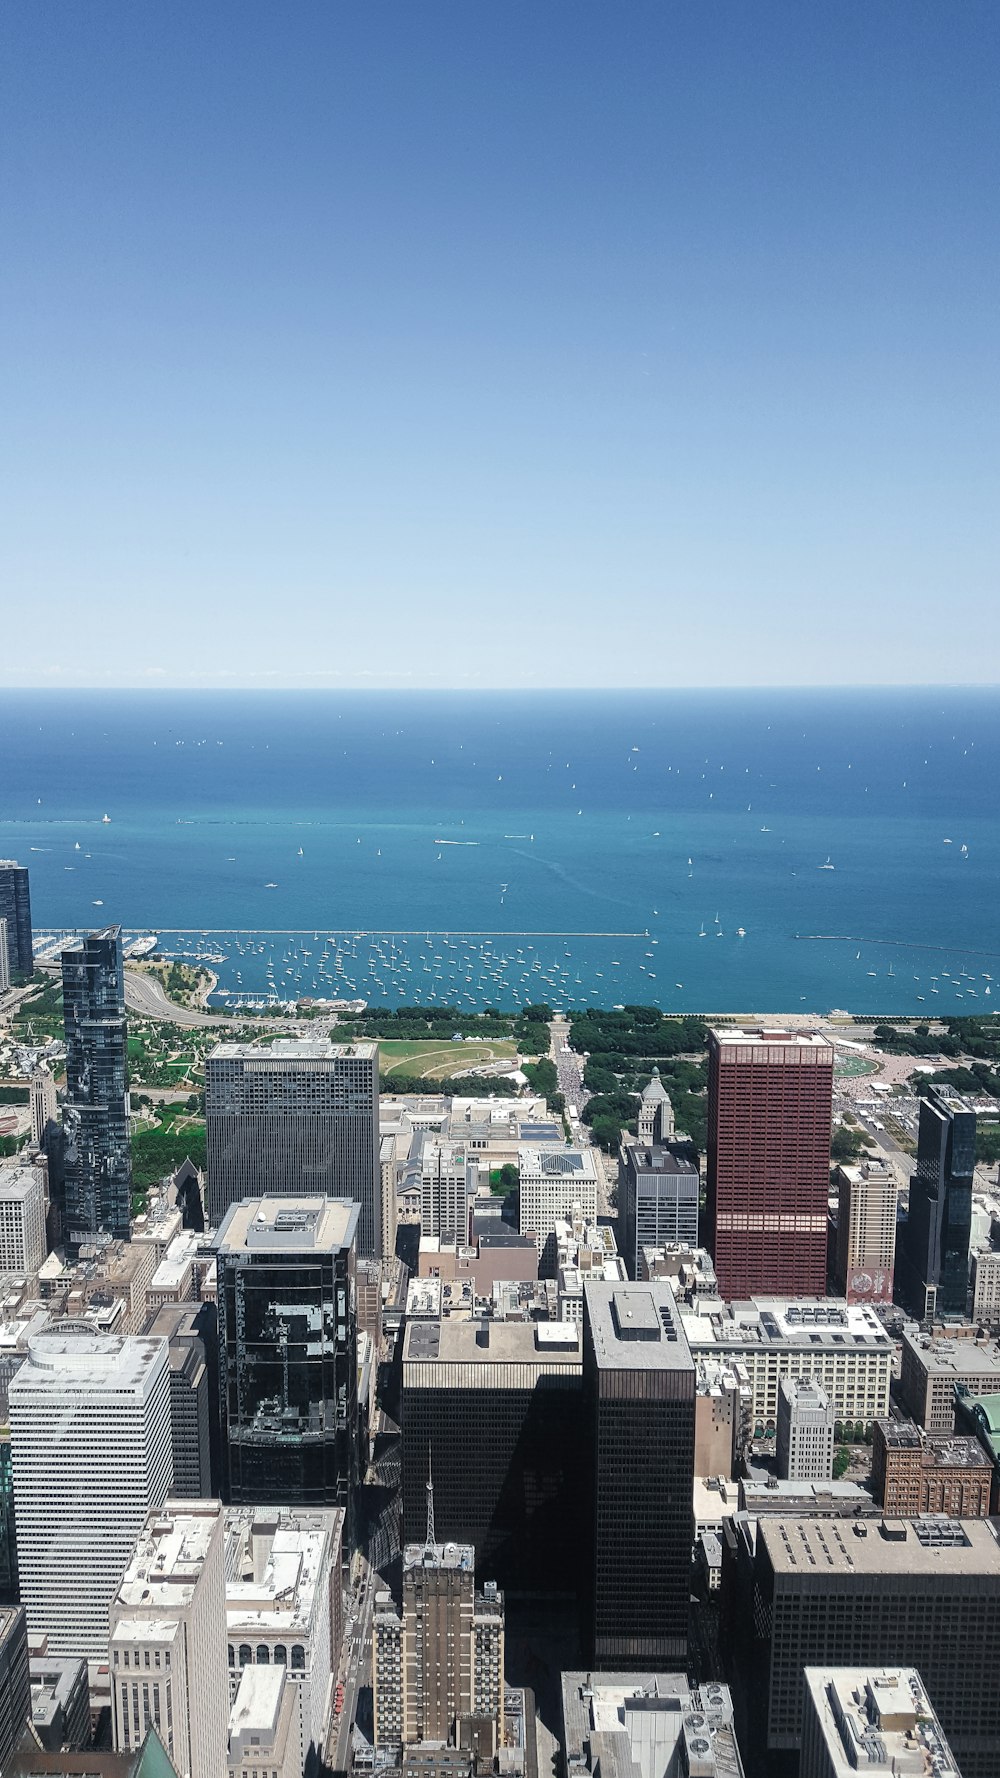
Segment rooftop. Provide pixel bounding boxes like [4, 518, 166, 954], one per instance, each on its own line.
[224, 1506, 343, 1635]
[114, 1504, 221, 1614]
[709, 1026, 833, 1053]
[585, 1281, 695, 1375]
[403, 1315, 582, 1370]
[760, 1515, 1000, 1578]
[10, 1323, 167, 1391]
[878, 1419, 992, 1468]
[228, 1664, 286, 1742]
[903, 1328, 1000, 1378]
[215, 1196, 359, 1255]
[561, 1671, 745, 1778]
[210, 1038, 377, 1062]
[803, 1667, 961, 1778]
[403, 1539, 476, 1574]
[682, 1297, 892, 1352]
[518, 1146, 598, 1178]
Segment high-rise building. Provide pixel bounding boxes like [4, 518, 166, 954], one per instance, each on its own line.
[517, 1147, 599, 1268]
[833, 1157, 897, 1304]
[147, 1306, 214, 1499]
[899, 1327, 1000, 1432]
[373, 1484, 505, 1754]
[401, 1316, 584, 1597]
[871, 1419, 992, 1518]
[205, 1040, 381, 1255]
[110, 1501, 229, 1778]
[0, 1608, 30, 1772]
[897, 1087, 976, 1320]
[706, 1027, 834, 1300]
[420, 1141, 474, 1245]
[216, 1198, 359, 1528]
[0, 1162, 47, 1276]
[680, 1296, 893, 1438]
[800, 1667, 963, 1778]
[60, 926, 132, 1248]
[776, 1377, 835, 1482]
[617, 1144, 700, 1279]
[225, 1505, 344, 1778]
[724, 1514, 1000, 1778]
[28, 1068, 57, 1151]
[9, 1324, 172, 1657]
[0, 864, 33, 983]
[0, 920, 9, 996]
[636, 1068, 675, 1146]
[583, 1280, 695, 1669]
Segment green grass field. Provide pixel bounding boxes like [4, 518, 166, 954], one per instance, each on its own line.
[377, 1038, 517, 1081]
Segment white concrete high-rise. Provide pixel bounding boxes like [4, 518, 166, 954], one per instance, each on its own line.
[776, 1376, 836, 1482]
[111, 1501, 229, 1778]
[0, 1161, 47, 1275]
[517, 1147, 599, 1269]
[0, 919, 9, 995]
[9, 1323, 172, 1657]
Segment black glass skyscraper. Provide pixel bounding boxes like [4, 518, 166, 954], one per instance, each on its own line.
[60, 926, 132, 1249]
[0, 862, 33, 983]
[216, 1197, 360, 1543]
[897, 1085, 976, 1320]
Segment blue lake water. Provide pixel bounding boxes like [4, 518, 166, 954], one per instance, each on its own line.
[1, 687, 997, 1015]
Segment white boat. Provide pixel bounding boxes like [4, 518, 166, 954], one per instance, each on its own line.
[819, 857, 834, 869]
[737, 927, 746, 937]
[102, 813, 111, 824]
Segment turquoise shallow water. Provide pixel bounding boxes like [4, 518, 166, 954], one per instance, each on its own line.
[1, 687, 997, 1014]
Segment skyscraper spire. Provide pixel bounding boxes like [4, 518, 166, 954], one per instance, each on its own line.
[425, 1446, 436, 1550]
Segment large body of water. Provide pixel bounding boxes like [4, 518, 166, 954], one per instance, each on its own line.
[1, 688, 997, 1016]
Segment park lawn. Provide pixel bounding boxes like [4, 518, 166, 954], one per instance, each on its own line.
[378, 1038, 517, 1081]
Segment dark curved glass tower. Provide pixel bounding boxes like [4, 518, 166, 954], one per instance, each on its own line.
[60, 926, 132, 1249]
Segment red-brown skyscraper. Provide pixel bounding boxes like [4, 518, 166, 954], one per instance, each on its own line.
[706, 1027, 834, 1299]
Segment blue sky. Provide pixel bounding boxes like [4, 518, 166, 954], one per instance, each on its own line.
[1, 2, 997, 688]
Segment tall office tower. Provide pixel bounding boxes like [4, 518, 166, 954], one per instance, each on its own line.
[636, 1067, 675, 1145]
[725, 1514, 1000, 1778]
[402, 1317, 584, 1596]
[147, 1306, 213, 1498]
[833, 1157, 897, 1303]
[0, 1608, 30, 1771]
[776, 1377, 835, 1482]
[110, 1502, 229, 1778]
[517, 1147, 599, 1268]
[216, 1198, 359, 1528]
[706, 1027, 834, 1300]
[28, 1067, 57, 1150]
[618, 1143, 700, 1279]
[205, 1040, 381, 1254]
[420, 1141, 474, 1245]
[8, 1324, 172, 1657]
[379, 1132, 398, 1261]
[0, 862, 33, 982]
[897, 1086, 976, 1320]
[0, 920, 9, 995]
[373, 1491, 505, 1753]
[583, 1280, 696, 1669]
[0, 1162, 46, 1276]
[60, 925, 132, 1248]
[800, 1667, 963, 1778]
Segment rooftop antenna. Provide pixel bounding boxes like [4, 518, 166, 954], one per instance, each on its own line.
[425, 1446, 436, 1551]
